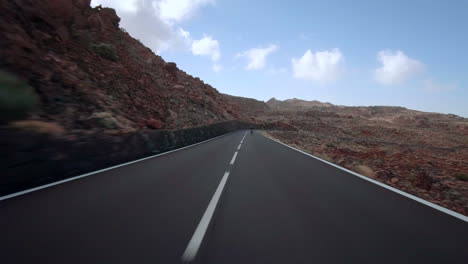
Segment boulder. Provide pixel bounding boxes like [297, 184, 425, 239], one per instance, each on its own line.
[99, 8, 120, 28]
[164, 62, 178, 75]
[146, 119, 163, 129]
[88, 8, 120, 32]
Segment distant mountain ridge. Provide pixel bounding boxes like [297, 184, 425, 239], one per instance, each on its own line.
[267, 98, 333, 110]
[265, 97, 467, 122]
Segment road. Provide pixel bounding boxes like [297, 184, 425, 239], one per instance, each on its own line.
[0, 130, 467, 264]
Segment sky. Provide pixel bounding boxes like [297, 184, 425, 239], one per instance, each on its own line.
[91, 0, 468, 117]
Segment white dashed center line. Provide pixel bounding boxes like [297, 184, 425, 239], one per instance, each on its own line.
[181, 171, 230, 262]
[181, 131, 247, 263]
[230, 151, 238, 165]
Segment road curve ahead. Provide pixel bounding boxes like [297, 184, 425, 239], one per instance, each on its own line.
[0, 130, 467, 264]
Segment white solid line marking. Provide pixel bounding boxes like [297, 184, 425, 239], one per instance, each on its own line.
[237, 144, 242, 150]
[0, 131, 241, 202]
[261, 134, 468, 222]
[182, 171, 230, 262]
[230, 151, 238, 165]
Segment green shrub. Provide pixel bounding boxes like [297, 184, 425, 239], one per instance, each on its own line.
[90, 43, 118, 61]
[0, 71, 38, 123]
[455, 173, 468, 181]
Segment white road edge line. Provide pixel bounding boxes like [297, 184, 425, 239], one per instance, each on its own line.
[182, 171, 231, 262]
[262, 133, 468, 223]
[230, 152, 238, 165]
[0, 130, 243, 202]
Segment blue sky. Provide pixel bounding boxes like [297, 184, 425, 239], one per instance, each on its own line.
[92, 0, 468, 117]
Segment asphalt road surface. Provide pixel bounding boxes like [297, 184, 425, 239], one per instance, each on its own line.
[1, 130, 467, 264]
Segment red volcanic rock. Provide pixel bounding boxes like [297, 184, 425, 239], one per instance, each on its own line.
[45, 0, 74, 20]
[88, 7, 120, 32]
[74, 0, 91, 9]
[164, 62, 178, 75]
[412, 172, 433, 191]
[87, 13, 104, 31]
[99, 7, 120, 27]
[146, 119, 164, 130]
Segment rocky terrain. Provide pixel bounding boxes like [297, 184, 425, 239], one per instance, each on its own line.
[0, 0, 246, 135]
[263, 98, 468, 215]
[223, 94, 270, 122]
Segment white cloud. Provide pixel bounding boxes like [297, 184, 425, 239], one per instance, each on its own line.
[291, 49, 344, 82]
[266, 67, 288, 75]
[191, 35, 221, 61]
[299, 33, 316, 40]
[375, 50, 425, 85]
[212, 64, 223, 72]
[299, 33, 309, 40]
[90, 0, 213, 54]
[178, 28, 191, 39]
[154, 0, 215, 24]
[424, 79, 457, 92]
[237, 44, 278, 71]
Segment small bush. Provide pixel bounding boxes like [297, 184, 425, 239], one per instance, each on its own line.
[90, 43, 118, 61]
[0, 71, 38, 123]
[455, 173, 468, 181]
[354, 164, 376, 178]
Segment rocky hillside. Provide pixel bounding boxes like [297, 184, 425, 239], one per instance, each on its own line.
[223, 94, 270, 121]
[0, 0, 245, 133]
[267, 98, 333, 110]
